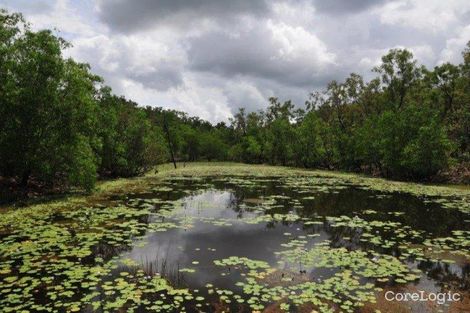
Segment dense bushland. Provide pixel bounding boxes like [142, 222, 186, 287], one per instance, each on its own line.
[227, 49, 469, 181]
[1, 10, 469, 195]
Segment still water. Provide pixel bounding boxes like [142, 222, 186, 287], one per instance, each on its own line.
[120, 176, 470, 312]
[0, 175, 469, 312]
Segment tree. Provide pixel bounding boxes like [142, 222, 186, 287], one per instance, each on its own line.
[374, 49, 422, 110]
[0, 11, 101, 190]
[401, 119, 451, 179]
[426, 63, 460, 116]
[242, 136, 263, 163]
[265, 119, 294, 166]
[200, 132, 227, 161]
[179, 126, 200, 161]
[374, 105, 452, 179]
[266, 97, 294, 122]
[293, 112, 326, 168]
[97, 95, 167, 177]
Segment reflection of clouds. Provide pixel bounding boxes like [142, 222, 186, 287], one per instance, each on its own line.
[121, 184, 470, 300]
[127, 228, 188, 269]
[124, 188, 304, 287]
[418, 260, 470, 284]
[179, 190, 252, 222]
[181, 190, 236, 218]
[126, 211, 300, 289]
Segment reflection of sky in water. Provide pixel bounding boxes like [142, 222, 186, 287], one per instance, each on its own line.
[120, 183, 470, 308]
[123, 190, 329, 292]
[177, 190, 240, 219]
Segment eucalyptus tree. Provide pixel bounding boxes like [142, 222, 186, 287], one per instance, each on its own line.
[0, 10, 101, 189]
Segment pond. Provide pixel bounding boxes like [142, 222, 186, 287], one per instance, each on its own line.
[0, 173, 469, 313]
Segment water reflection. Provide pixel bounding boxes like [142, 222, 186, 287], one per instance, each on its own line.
[121, 177, 469, 312]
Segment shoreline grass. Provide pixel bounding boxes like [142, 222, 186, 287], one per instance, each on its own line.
[1, 162, 468, 215]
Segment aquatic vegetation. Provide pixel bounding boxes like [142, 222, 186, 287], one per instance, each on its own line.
[213, 255, 379, 313]
[0, 164, 469, 312]
[277, 242, 419, 282]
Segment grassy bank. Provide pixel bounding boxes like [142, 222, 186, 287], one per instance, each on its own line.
[2, 162, 469, 216]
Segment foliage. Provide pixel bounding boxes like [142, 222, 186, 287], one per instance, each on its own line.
[97, 92, 168, 177]
[225, 47, 469, 181]
[0, 11, 165, 191]
[293, 112, 327, 168]
[0, 12, 100, 190]
[1, 8, 470, 195]
[1, 165, 468, 312]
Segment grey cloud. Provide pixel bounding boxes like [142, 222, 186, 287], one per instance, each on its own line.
[96, 0, 393, 33]
[312, 0, 392, 15]
[69, 36, 185, 94]
[187, 26, 337, 89]
[129, 61, 184, 91]
[223, 83, 266, 114]
[0, 0, 53, 14]
[97, 0, 270, 33]
[49, 0, 470, 122]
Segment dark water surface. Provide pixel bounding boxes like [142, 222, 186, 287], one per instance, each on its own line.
[120, 176, 470, 312]
[1, 175, 469, 313]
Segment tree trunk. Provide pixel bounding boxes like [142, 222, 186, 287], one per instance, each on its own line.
[20, 169, 31, 188]
[162, 115, 177, 169]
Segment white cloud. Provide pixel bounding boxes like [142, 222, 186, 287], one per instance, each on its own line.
[68, 30, 187, 92]
[29, 0, 96, 37]
[439, 25, 470, 64]
[3, 0, 470, 123]
[224, 80, 267, 113]
[267, 20, 336, 65]
[378, 0, 465, 33]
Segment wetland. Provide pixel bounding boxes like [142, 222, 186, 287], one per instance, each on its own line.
[0, 164, 469, 313]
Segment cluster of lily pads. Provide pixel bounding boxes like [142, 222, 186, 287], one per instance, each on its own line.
[210, 245, 419, 313]
[212, 255, 379, 313]
[0, 201, 201, 312]
[0, 172, 469, 312]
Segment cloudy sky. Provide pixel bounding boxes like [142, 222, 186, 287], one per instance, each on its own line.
[2, 0, 470, 123]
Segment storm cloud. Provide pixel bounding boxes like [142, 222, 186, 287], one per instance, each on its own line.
[2, 0, 470, 122]
[186, 20, 337, 88]
[312, 0, 390, 14]
[97, 0, 270, 32]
